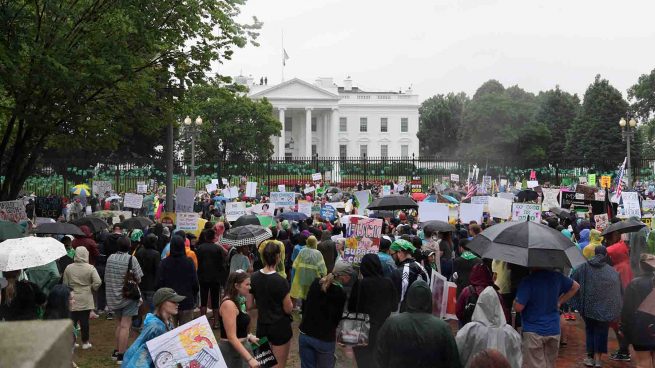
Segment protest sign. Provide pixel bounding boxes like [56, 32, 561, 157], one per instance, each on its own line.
[303, 186, 316, 194]
[471, 196, 490, 212]
[251, 203, 274, 216]
[175, 187, 195, 213]
[579, 176, 588, 185]
[277, 184, 285, 192]
[320, 206, 336, 221]
[176, 212, 200, 231]
[354, 190, 371, 215]
[488, 197, 512, 219]
[418, 202, 449, 222]
[225, 202, 247, 222]
[430, 272, 457, 320]
[205, 183, 217, 193]
[595, 191, 606, 202]
[527, 180, 539, 189]
[512, 203, 541, 222]
[450, 174, 459, 182]
[398, 176, 407, 184]
[147, 315, 227, 368]
[343, 217, 383, 265]
[270, 192, 295, 208]
[576, 184, 598, 201]
[222, 178, 229, 185]
[160, 212, 176, 227]
[92, 180, 112, 195]
[311, 205, 321, 216]
[251, 337, 278, 368]
[497, 192, 515, 201]
[601, 176, 612, 189]
[482, 176, 492, 192]
[643, 200, 655, 213]
[245, 182, 257, 198]
[621, 192, 641, 218]
[460, 203, 484, 224]
[211, 179, 219, 185]
[588, 174, 597, 186]
[594, 214, 609, 232]
[311, 173, 322, 181]
[123, 193, 143, 209]
[411, 177, 422, 193]
[0, 200, 27, 222]
[500, 179, 508, 187]
[382, 185, 391, 196]
[297, 201, 312, 217]
[541, 188, 561, 211]
[34, 196, 63, 218]
[324, 171, 332, 182]
[136, 181, 148, 194]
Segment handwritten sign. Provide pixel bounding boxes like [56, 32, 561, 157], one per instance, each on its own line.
[460, 203, 484, 224]
[92, 181, 112, 196]
[541, 188, 561, 211]
[270, 192, 295, 208]
[601, 176, 612, 189]
[303, 186, 316, 194]
[588, 174, 597, 186]
[621, 192, 641, 218]
[297, 201, 312, 216]
[320, 206, 336, 221]
[411, 176, 422, 193]
[512, 203, 542, 222]
[311, 173, 322, 181]
[225, 202, 247, 222]
[176, 212, 199, 231]
[0, 200, 27, 222]
[175, 187, 195, 213]
[245, 182, 257, 198]
[34, 197, 63, 219]
[450, 174, 459, 182]
[343, 217, 383, 265]
[488, 197, 512, 220]
[123, 193, 144, 209]
[418, 202, 449, 222]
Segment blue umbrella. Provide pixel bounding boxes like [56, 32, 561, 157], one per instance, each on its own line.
[213, 196, 227, 201]
[278, 212, 309, 221]
[424, 195, 437, 202]
[441, 194, 459, 204]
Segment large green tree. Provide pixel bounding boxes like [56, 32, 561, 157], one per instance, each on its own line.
[417, 92, 468, 157]
[628, 67, 655, 156]
[0, 0, 260, 199]
[533, 87, 580, 163]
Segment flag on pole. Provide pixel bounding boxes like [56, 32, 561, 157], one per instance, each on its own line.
[612, 157, 627, 203]
[464, 182, 477, 200]
[283, 49, 289, 66]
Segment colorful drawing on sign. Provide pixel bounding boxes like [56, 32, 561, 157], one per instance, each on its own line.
[594, 214, 609, 232]
[320, 206, 336, 221]
[0, 200, 28, 222]
[92, 181, 112, 195]
[270, 192, 295, 208]
[146, 315, 227, 368]
[512, 203, 541, 222]
[343, 217, 382, 265]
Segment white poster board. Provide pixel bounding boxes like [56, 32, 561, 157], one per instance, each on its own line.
[225, 202, 247, 222]
[622, 192, 642, 218]
[541, 188, 561, 211]
[270, 192, 295, 208]
[92, 180, 113, 196]
[471, 196, 490, 212]
[527, 180, 539, 189]
[245, 182, 257, 198]
[123, 193, 144, 209]
[512, 203, 542, 222]
[382, 185, 391, 196]
[176, 212, 200, 231]
[297, 201, 312, 217]
[136, 181, 148, 194]
[450, 174, 459, 182]
[205, 183, 217, 193]
[488, 197, 513, 220]
[0, 200, 28, 222]
[354, 190, 371, 215]
[497, 192, 515, 201]
[174, 187, 195, 213]
[311, 172, 322, 181]
[418, 202, 449, 222]
[303, 186, 316, 194]
[277, 184, 286, 192]
[460, 203, 484, 224]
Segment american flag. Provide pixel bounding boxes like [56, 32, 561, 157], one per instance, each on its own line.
[464, 182, 478, 200]
[612, 157, 627, 203]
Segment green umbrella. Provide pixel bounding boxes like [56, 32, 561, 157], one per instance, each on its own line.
[257, 215, 275, 229]
[0, 221, 25, 241]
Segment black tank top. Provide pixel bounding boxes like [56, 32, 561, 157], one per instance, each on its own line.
[219, 300, 251, 339]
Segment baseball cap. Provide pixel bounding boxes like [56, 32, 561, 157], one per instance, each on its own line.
[153, 287, 185, 307]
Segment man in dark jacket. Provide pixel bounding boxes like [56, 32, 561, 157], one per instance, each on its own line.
[390, 239, 428, 312]
[156, 235, 199, 326]
[376, 280, 462, 368]
[134, 234, 160, 313]
[103, 224, 124, 258]
[195, 229, 226, 328]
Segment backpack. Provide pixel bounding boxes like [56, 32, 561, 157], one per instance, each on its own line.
[461, 285, 479, 325]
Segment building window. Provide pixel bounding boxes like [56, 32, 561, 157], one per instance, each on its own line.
[284, 117, 292, 132]
[311, 117, 317, 132]
[381, 144, 388, 157]
[380, 118, 388, 132]
[401, 117, 408, 132]
[401, 145, 409, 157]
[339, 144, 347, 158]
[311, 144, 317, 156]
[339, 117, 347, 132]
[360, 144, 368, 158]
[360, 117, 367, 132]
[285, 152, 293, 160]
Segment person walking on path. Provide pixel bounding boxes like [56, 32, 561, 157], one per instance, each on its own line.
[375, 279, 462, 368]
[105, 236, 143, 364]
[621, 253, 655, 368]
[156, 235, 199, 326]
[63, 247, 102, 350]
[570, 246, 623, 367]
[196, 229, 227, 329]
[514, 268, 579, 368]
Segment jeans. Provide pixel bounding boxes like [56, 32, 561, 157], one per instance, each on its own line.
[584, 317, 610, 354]
[299, 333, 336, 368]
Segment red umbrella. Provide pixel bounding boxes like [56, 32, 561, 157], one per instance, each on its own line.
[411, 192, 427, 201]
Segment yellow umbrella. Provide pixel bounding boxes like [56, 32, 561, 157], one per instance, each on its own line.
[71, 184, 91, 196]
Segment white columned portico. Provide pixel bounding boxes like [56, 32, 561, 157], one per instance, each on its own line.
[330, 108, 339, 157]
[305, 107, 312, 157]
[278, 108, 286, 158]
[322, 113, 329, 155]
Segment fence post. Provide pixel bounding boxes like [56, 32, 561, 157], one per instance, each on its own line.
[267, 158, 272, 196]
[115, 166, 120, 193]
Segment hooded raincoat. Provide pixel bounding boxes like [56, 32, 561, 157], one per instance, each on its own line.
[456, 264, 510, 324]
[607, 240, 633, 288]
[570, 254, 623, 322]
[375, 280, 462, 368]
[291, 236, 327, 300]
[63, 247, 102, 311]
[71, 225, 100, 265]
[122, 313, 172, 367]
[583, 230, 603, 260]
[577, 229, 591, 250]
[455, 286, 522, 368]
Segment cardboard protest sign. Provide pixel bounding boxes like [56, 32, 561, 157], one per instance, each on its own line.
[250, 203, 274, 216]
[576, 184, 598, 201]
[303, 186, 316, 194]
[621, 192, 641, 218]
[225, 202, 247, 222]
[245, 182, 257, 198]
[354, 190, 371, 215]
[277, 184, 285, 192]
[488, 197, 512, 219]
[175, 187, 195, 213]
[0, 200, 27, 222]
[34, 196, 63, 218]
[450, 174, 459, 182]
[146, 315, 227, 368]
[527, 180, 539, 189]
[136, 181, 148, 194]
[541, 188, 561, 211]
[92, 181, 112, 195]
[311, 173, 322, 181]
[270, 192, 295, 208]
[594, 214, 609, 232]
[297, 201, 312, 217]
[418, 202, 449, 222]
[460, 203, 484, 224]
[471, 196, 490, 212]
[176, 212, 200, 231]
[588, 174, 597, 186]
[382, 185, 391, 196]
[343, 217, 382, 264]
[123, 193, 143, 209]
[601, 176, 612, 189]
[205, 183, 217, 193]
[512, 203, 541, 222]
[497, 192, 515, 201]
[411, 177, 422, 193]
[320, 206, 336, 221]
[643, 200, 655, 214]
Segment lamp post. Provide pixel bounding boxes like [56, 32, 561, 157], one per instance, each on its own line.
[619, 117, 637, 188]
[185, 115, 203, 188]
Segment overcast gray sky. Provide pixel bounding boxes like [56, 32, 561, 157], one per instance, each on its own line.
[214, 0, 655, 101]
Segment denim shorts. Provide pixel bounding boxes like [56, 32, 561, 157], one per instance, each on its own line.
[112, 300, 139, 317]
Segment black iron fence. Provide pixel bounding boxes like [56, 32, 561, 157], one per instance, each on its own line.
[11, 155, 655, 196]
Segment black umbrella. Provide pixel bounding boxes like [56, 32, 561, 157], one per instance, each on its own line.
[369, 210, 394, 219]
[467, 221, 586, 268]
[120, 217, 154, 230]
[548, 207, 571, 220]
[516, 190, 539, 203]
[278, 212, 309, 221]
[367, 195, 418, 210]
[33, 222, 85, 236]
[421, 220, 456, 234]
[234, 214, 261, 227]
[221, 225, 272, 248]
[601, 218, 647, 236]
[72, 217, 109, 233]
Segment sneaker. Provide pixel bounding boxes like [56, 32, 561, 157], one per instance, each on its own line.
[74, 343, 80, 348]
[89, 311, 99, 319]
[609, 352, 631, 362]
[583, 357, 595, 367]
[106, 312, 114, 321]
[111, 350, 118, 361]
[116, 353, 124, 365]
[594, 361, 602, 368]
[81, 343, 93, 350]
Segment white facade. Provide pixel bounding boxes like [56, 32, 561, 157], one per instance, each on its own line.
[246, 77, 420, 158]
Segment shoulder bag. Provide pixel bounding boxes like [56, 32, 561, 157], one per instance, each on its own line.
[336, 281, 370, 347]
[122, 256, 141, 300]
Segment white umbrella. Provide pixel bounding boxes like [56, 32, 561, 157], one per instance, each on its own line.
[0, 237, 66, 271]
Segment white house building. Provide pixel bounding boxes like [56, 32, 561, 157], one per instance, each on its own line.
[242, 77, 420, 158]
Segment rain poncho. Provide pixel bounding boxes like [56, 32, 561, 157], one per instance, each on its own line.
[122, 313, 172, 367]
[582, 229, 603, 260]
[607, 240, 633, 288]
[456, 286, 522, 368]
[570, 254, 622, 322]
[290, 236, 327, 300]
[629, 226, 649, 277]
[577, 229, 590, 250]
